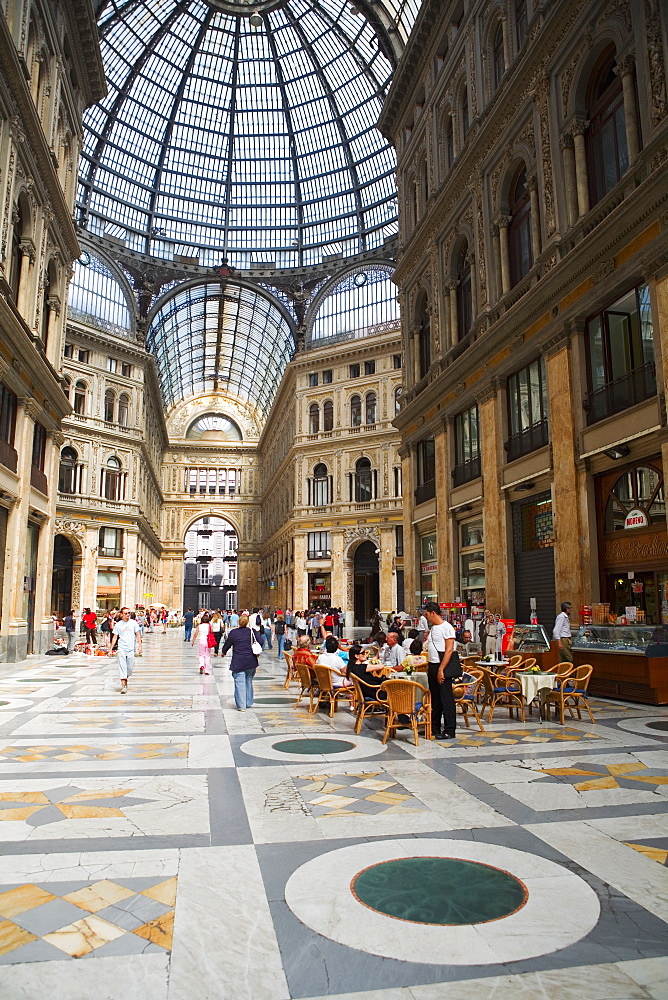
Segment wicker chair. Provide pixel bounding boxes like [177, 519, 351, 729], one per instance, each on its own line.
[506, 654, 524, 669]
[479, 667, 525, 723]
[312, 665, 354, 717]
[293, 660, 317, 712]
[452, 670, 485, 731]
[378, 679, 431, 745]
[545, 664, 595, 725]
[283, 650, 299, 689]
[350, 674, 387, 734]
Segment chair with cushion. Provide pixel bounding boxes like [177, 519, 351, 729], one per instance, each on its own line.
[293, 660, 317, 713]
[312, 665, 354, 717]
[479, 667, 525, 723]
[378, 678, 431, 745]
[452, 670, 485, 731]
[545, 664, 595, 725]
[283, 650, 298, 689]
[350, 674, 387, 734]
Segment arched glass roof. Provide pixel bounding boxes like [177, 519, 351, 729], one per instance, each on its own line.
[146, 282, 295, 415]
[80, 0, 422, 268]
[310, 264, 399, 342]
[186, 413, 243, 440]
[68, 253, 132, 336]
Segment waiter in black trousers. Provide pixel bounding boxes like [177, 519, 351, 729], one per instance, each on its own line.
[424, 601, 461, 739]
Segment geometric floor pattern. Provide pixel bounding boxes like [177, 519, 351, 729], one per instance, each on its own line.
[0, 629, 667, 1000]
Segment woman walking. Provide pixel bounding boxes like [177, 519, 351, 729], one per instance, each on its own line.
[221, 613, 261, 711]
[210, 611, 223, 656]
[191, 611, 213, 674]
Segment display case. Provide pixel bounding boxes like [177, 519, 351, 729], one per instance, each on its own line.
[508, 624, 559, 671]
[571, 625, 668, 704]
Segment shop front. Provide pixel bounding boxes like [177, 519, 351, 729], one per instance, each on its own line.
[458, 517, 485, 609]
[596, 460, 667, 626]
[419, 533, 437, 607]
[97, 570, 121, 611]
[512, 491, 556, 624]
[308, 572, 331, 610]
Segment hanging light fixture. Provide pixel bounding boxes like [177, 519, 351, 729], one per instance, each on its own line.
[249, 12, 263, 26]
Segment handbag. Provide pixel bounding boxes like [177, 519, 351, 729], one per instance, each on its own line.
[207, 630, 216, 648]
[283, 638, 293, 651]
[250, 628, 263, 656]
[443, 650, 463, 678]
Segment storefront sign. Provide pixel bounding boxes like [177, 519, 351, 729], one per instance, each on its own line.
[421, 562, 437, 574]
[624, 508, 648, 529]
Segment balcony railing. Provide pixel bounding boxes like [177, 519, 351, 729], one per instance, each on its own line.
[452, 455, 481, 487]
[30, 466, 48, 494]
[414, 479, 436, 505]
[583, 363, 657, 426]
[505, 418, 549, 462]
[0, 438, 17, 473]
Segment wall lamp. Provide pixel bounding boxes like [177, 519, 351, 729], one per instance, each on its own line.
[604, 445, 630, 460]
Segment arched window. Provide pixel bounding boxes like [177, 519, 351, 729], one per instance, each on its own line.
[515, 0, 527, 51]
[104, 388, 115, 422]
[102, 455, 123, 501]
[418, 294, 430, 379]
[410, 178, 418, 228]
[365, 392, 377, 425]
[492, 22, 505, 91]
[9, 199, 25, 302]
[420, 160, 428, 209]
[118, 393, 129, 427]
[350, 394, 362, 427]
[312, 462, 331, 506]
[41, 262, 54, 345]
[445, 115, 454, 170]
[58, 446, 79, 494]
[62, 375, 71, 399]
[456, 242, 473, 341]
[308, 402, 319, 434]
[395, 385, 402, 414]
[323, 399, 334, 432]
[604, 465, 665, 532]
[586, 46, 629, 206]
[73, 380, 87, 416]
[508, 164, 532, 286]
[461, 85, 469, 142]
[353, 457, 373, 503]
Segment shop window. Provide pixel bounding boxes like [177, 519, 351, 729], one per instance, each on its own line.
[99, 526, 123, 557]
[586, 46, 629, 207]
[308, 402, 319, 434]
[454, 404, 481, 485]
[604, 465, 665, 532]
[584, 283, 655, 424]
[323, 399, 334, 432]
[420, 533, 437, 603]
[456, 242, 472, 341]
[415, 437, 436, 504]
[492, 22, 505, 91]
[350, 394, 362, 427]
[365, 392, 377, 425]
[308, 530, 331, 559]
[506, 356, 548, 460]
[508, 163, 532, 286]
[460, 518, 485, 597]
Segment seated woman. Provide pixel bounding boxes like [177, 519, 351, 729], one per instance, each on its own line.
[402, 628, 420, 655]
[315, 636, 352, 687]
[347, 644, 383, 689]
[361, 631, 386, 651]
[401, 637, 428, 672]
[292, 635, 317, 669]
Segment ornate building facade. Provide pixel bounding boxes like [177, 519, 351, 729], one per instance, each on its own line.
[380, 0, 668, 626]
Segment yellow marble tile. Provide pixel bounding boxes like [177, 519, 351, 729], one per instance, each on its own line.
[141, 877, 177, 907]
[574, 776, 619, 791]
[0, 920, 37, 956]
[352, 779, 393, 791]
[0, 791, 48, 803]
[56, 803, 125, 819]
[626, 775, 668, 785]
[0, 884, 56, 918]
[0, 806, 45, 821]
[311, 794, 358, 808]
[44, 915, 125, 957]
[624, 843, 668, 864]
[64, 880, 135, 913]
[540, 767, 600, 776]
[63, 788, 133, 802]
[132, 909, 174, 949]
[607, 763, 647, 775]
[366, 792, 411, 804]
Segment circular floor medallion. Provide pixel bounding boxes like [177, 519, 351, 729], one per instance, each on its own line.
[646, 720, 668, 732]
[351, 857, 526, 925]
[273, 738, 356, 754]
[616, 716, 668, 738]
[17, 678, 61, 683]
[285, 838, 600, 965]
[254, 696, 296, 705]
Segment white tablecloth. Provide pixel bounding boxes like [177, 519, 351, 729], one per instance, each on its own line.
[517, 671, 556, 703]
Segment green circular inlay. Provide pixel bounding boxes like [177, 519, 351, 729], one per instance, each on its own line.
[17, 678, 60, 683]
[254, 696, 294, 704]
[0, 701, 9, 706]
[351, 857, 527, 925]
[646, 720, 668, 732]
[273, 738, 356, 754]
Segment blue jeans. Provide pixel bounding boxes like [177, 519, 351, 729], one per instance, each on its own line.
[184, 624, 192, 641]
[233, 669, 255, 709]
[264, 627, 272, 649]
[276, 634, 286, 658]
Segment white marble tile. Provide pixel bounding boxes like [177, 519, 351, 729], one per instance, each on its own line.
[168, 846, 289, 1000]
[587, 813, 668, 841]
[11, 712, 206, 735]
[187, 734, 233, 768]
[0, 953, 169, 1000]
[527, 819, 668, 923]
[222, 708, 264, 734]
[238, 765, 322, 844]
[410, 961, 652, 999]
[618, 957, 668, 1000]
[0, 848, 180, 883]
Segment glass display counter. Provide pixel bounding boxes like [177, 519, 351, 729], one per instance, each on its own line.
[511, 624, 551, 653]
[571, 625, 668, 704]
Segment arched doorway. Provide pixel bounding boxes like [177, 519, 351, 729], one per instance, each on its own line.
[183, 515, 238, 611]
[353, 540, 379, 627]
[51, 535, 75, 614]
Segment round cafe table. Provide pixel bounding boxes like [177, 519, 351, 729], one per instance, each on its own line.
[516, 671, 556, 723]
[475, 659, 509, 673]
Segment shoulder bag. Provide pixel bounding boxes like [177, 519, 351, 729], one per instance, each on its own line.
[249, 627, 263, 656]
[443, 649, 463, 678]
[207, 629, 216, 648]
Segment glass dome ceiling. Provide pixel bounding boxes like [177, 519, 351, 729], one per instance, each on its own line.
[80, 0, 422, 269]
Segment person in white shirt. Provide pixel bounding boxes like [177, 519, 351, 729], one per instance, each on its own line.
[380, 632, 405, 669]
[417, 613, 429, 640]
[552, 602, 573, 662]
[294, 613, 308, 637]
[112, 607, 142, 694]
[315, 636, 352, 688]
[424, 601, 460, 739]
[402, 629, 421, 655]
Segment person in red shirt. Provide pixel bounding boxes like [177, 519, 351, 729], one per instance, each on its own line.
[82, 608, 98, 646]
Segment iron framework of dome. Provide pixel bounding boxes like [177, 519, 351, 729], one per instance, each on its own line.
[80, 0, 422, 270]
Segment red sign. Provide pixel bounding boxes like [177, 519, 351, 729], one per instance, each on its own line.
[440, 602, 467, 608]
[625, 508, 648, 529]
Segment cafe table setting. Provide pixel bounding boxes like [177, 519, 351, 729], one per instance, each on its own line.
[515, 669, 557, 722]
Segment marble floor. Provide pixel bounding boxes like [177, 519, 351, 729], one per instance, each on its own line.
[0, 632, 667, 1000]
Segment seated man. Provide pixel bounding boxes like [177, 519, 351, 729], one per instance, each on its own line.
[315, 636, 352, 687]
[456, 629, 481, 656]
[380, 631, 404, 669]
[292, 636, 317, 670]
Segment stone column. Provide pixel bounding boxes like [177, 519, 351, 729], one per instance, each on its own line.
[237, 545, 260, 609]
[572, 119, 590, 218]
[331, 530, 345, 609]
[16, 240, 35, 318]
[560, 132, 578, 228]
[497, 215, 510, 295]
[45, 294, 61, 356]
[545, 335, 589, 613]
[378, 525, 396, 613]
[292, 534, 308, 612]
[122, 529, 139, 607]
[442, 286, 452, 348]
[434, 422, 453, 601]
[478, 386, 510, 613]
[654, 273, 668, 524]
[81, 525, 100, 610]
[400, 443, 418, 614]
[615, 54, 640, 165]
[528, 174, 541, 261]
[448, 280, 458, 344]
[492, 224, 502, 300]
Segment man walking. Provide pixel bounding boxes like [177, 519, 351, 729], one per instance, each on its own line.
[183, 608, 195, 642]
[553, 602, 573, 662]
[112, 607, 142, 694]
[424, 601, 460, 740]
